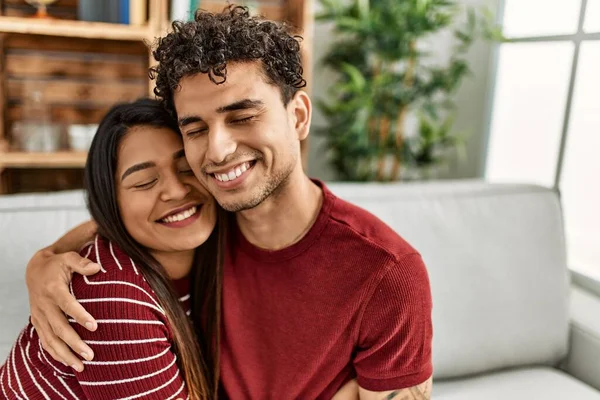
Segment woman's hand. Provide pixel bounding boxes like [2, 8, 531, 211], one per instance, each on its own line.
[26, 247, 101, 371]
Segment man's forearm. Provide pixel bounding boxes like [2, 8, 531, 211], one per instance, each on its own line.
[49, 220, 98, 254]
[382, 385, 431, 400]
[360, 377, 432, 400]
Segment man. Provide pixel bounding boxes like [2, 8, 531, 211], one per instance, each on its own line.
[25, 6, 433, 399]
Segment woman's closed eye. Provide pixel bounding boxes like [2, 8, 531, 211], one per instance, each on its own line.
[133, 179, 157, 189]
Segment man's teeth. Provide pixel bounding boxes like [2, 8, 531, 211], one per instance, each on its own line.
[215, 162, 251, 182]
[161, 206, 197, 224]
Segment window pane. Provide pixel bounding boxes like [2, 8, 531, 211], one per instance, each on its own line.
[584, 0, 600, 33]
[486, 42, 574, 187]
[503, 0, 582, 37]
[560, 41, 600, 276]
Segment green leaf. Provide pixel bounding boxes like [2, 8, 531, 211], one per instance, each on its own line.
[340, 62, 367, 92]
[357, 0, 370, 19]
[467, 8, 477, 31]
[336, 16, 364, 31]
[416, 0, 431, 13]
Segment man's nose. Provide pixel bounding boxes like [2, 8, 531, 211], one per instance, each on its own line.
[206, 125, 237, 165]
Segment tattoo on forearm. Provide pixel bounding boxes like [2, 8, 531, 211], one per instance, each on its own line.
[380, 377, 432, 400]
[384, 391, 401, 400]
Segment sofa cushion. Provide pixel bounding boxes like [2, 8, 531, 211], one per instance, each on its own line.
[328, 181, 571, 379]
[433, 367, 600, 400]
[0, 190, 89, 360]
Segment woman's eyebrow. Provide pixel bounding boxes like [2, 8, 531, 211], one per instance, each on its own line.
[121, 162, 156, 181]
[121, 149, 185, 181]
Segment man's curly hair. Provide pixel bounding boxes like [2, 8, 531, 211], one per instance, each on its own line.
[150, 5, 307, 117]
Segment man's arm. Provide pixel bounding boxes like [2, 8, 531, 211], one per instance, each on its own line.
[359, 377, 432, 400]
[26, 220, 100, 371]
[354, 253, 434, 397]
[332, 379, 359, 400]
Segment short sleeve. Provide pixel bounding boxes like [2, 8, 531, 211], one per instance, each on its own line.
[354, 253, 433, 391]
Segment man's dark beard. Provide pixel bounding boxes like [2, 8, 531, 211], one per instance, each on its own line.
[217, 159, 294, 213]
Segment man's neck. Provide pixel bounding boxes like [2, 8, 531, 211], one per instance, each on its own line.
[236, 170, 323, 250]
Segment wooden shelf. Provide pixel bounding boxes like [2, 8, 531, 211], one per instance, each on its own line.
[0, 0, 314, 193]
[0, 151, 87, 169]
[0, 16, 151, 41]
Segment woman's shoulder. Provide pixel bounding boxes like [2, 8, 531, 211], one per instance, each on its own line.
[79, 235, 142, 276]
[73, 235, 156, 303]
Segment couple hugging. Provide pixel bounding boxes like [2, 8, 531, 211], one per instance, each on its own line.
[0, 5, 433, 400]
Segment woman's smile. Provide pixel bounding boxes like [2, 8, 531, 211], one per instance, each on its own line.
[157, 203, 202, 228]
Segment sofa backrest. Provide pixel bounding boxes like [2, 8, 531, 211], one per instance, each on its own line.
[328, 180, 570, 380]
[0, 190, 89, 360]
[0, 181, 571, 379]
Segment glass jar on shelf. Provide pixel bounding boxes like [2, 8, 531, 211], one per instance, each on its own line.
[12, 87, 64, 153]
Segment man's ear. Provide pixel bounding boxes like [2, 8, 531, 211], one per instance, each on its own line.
[289, 90, 312, 141]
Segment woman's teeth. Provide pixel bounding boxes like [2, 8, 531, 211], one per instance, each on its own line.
[214, 162, 251, 182]
[161, 206, 197, 223]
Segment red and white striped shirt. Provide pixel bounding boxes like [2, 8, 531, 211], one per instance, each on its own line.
[0, 235, 191, 400]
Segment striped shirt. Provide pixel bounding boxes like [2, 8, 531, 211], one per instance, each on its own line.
[0, 235, 191, 400]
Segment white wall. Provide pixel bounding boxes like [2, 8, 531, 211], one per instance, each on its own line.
[306, 0, 502, 180]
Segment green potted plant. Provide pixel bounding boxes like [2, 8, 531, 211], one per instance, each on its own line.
[317, 0, 502, 181]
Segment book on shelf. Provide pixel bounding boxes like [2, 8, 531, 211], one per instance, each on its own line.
[171, 0, 202, 22]
[189, 0, 200, 18]
[119, 0, 130, 24]
[171, 0, 189, 21]
[130, 0, 147, 26]
[77, 0, 105, 22]
[77, 0, 146, 25]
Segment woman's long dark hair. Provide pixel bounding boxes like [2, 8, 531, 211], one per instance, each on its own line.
[84, 98, 224, 399]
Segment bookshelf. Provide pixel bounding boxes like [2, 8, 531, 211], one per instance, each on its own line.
[0, 151, 87, 168]
[0, 0, 313, 194]
[0, 16, 153, 40]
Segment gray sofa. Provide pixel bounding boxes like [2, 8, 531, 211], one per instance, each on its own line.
[1, 181, 599, 399]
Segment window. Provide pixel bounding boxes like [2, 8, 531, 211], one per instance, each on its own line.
[485, 42, 573, 187]
[584, 0, 600, 32]
[485, 0, 600, 278]
[502, 0, 582, 37]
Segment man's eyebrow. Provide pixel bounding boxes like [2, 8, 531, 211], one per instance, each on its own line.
[216, 99, 264, 113]
[178, 116, 203, 127]
[178, 99, 264, 127]
[121, 162, 156, 181]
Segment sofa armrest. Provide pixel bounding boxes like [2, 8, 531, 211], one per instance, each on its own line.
[571, 269, 600, 298]
[563, 286, 600, 390]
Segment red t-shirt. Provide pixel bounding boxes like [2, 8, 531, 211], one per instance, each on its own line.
[220, 181, 433, 399]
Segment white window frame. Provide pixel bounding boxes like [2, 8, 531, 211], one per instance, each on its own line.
[482, 0, 599, 188]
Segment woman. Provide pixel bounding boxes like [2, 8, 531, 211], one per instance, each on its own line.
[0, 99, 225, 400]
